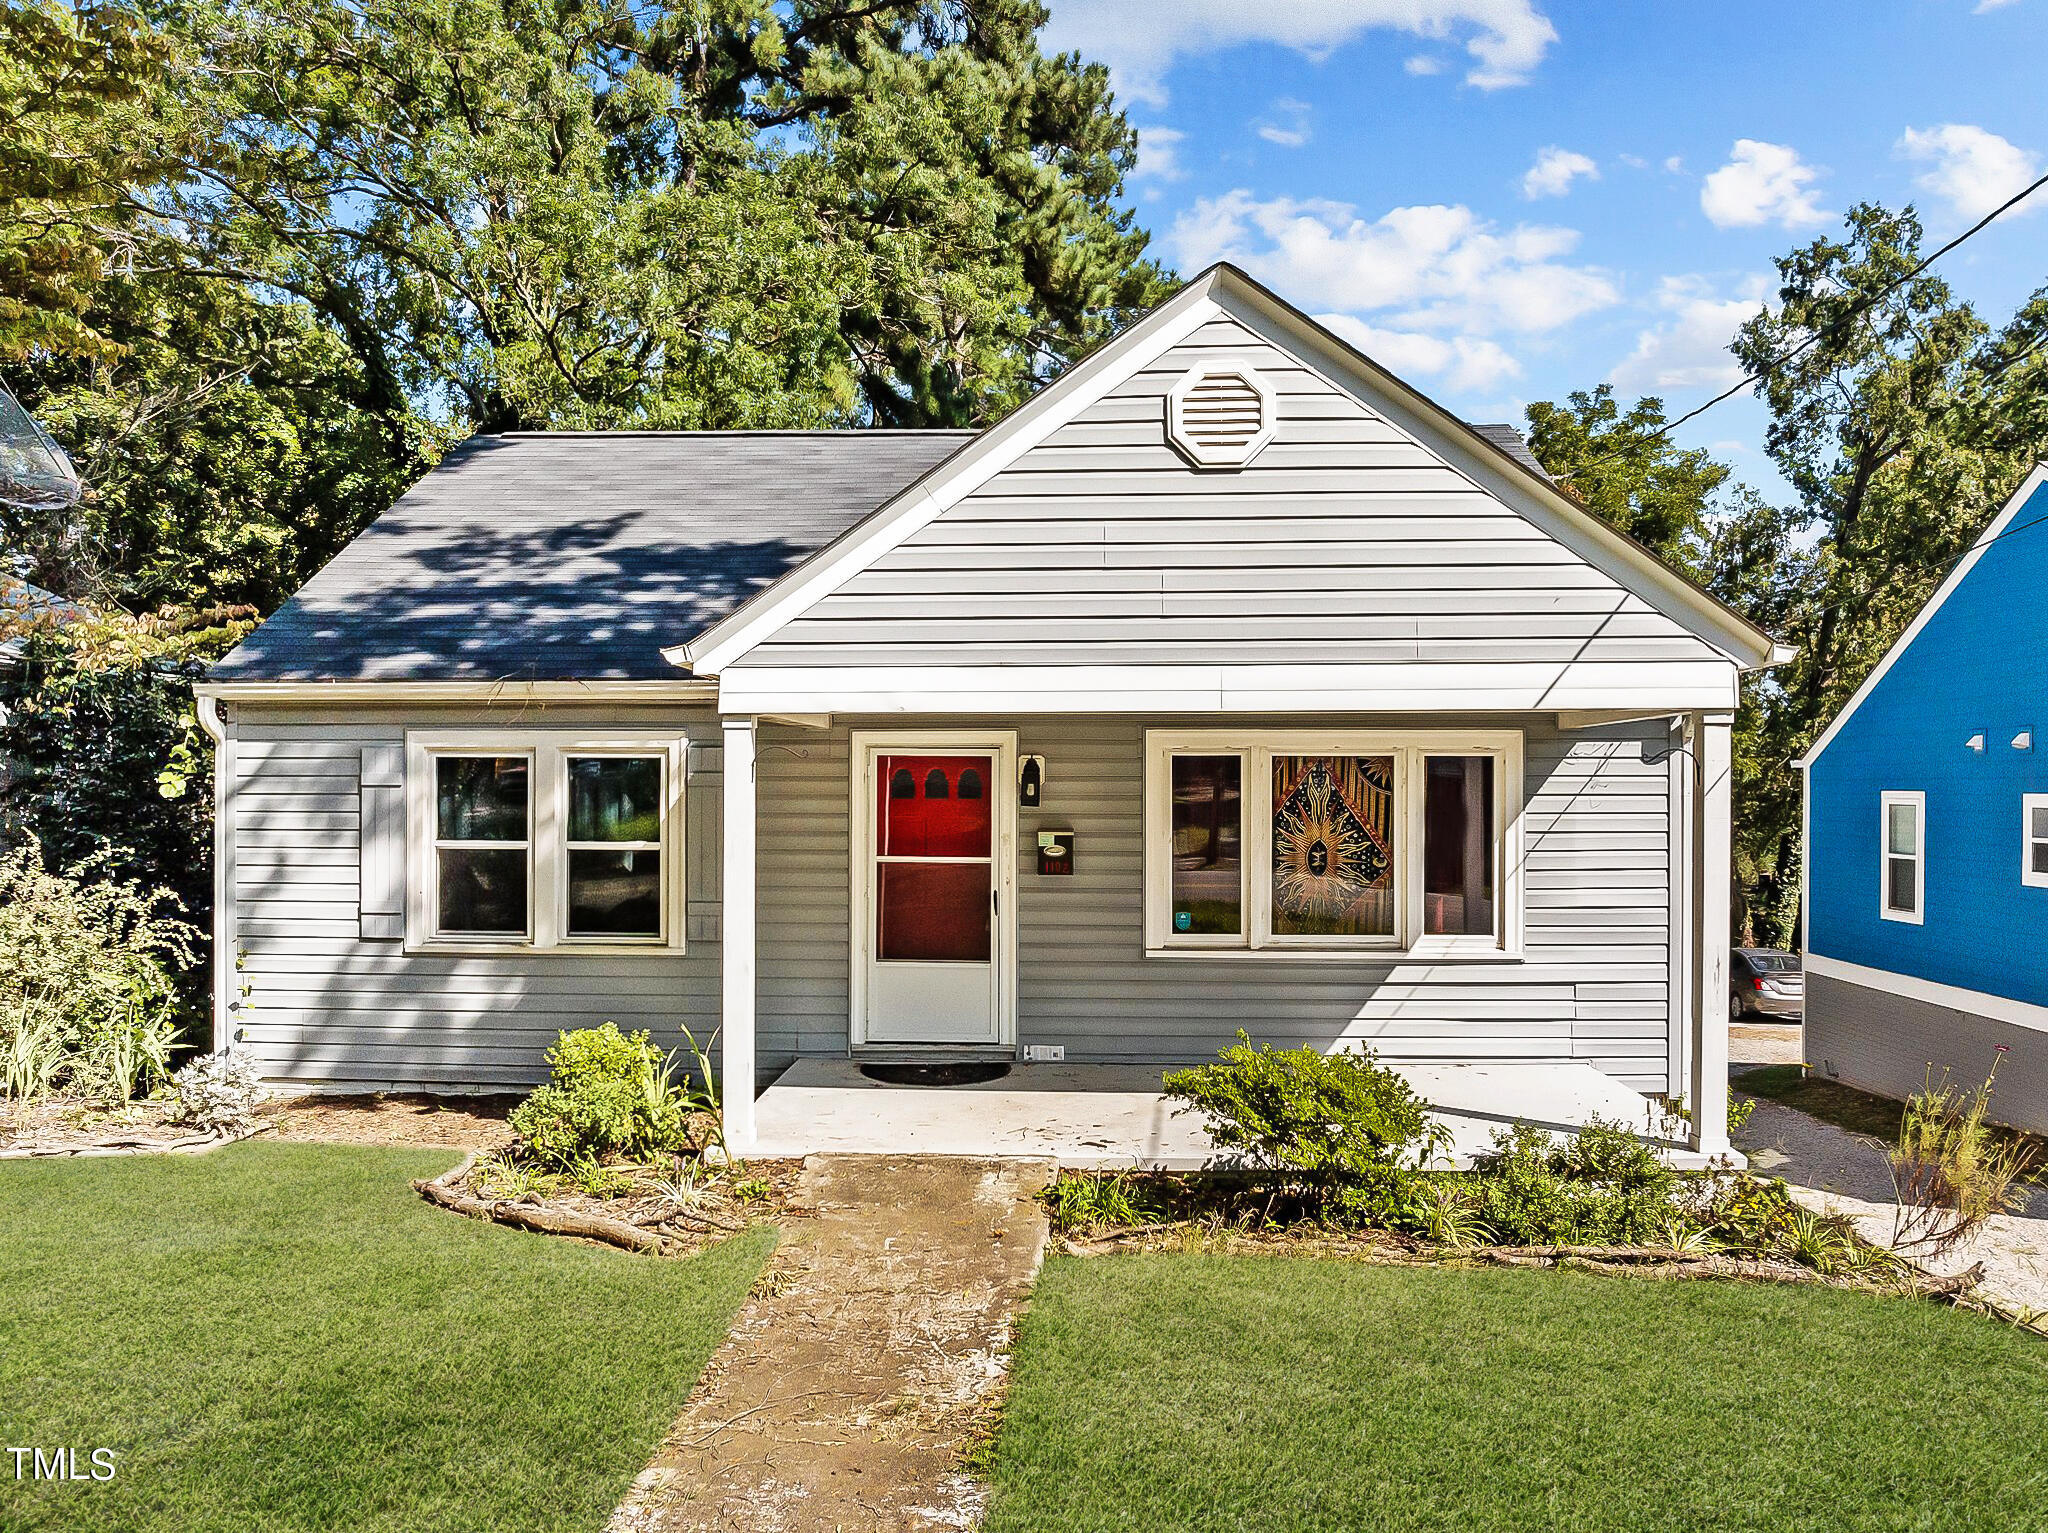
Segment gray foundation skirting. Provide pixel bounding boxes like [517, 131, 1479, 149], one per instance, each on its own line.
[1805, 972, 2048, 1134]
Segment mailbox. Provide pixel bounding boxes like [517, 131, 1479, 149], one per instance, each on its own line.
[1036, 829, 1074, 875]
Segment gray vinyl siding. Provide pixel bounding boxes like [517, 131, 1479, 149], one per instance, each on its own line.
[756, 713, 1675, 1091]
[228, 703, 722, 1091]
[1806, 972, 2048, 1134]
[737, 314, 1725, 673]
[228, 703, 1675, 1094]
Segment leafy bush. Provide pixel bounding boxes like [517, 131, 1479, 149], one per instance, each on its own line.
[508, 1023, 704, 1170]
[1463, 1119, 1683, 1246]
[0, 607, 254, 1023]
[169, 1049, 265, 1132]
[1164, 1033, 1447, 1222]
[0, 837, 196, 1102]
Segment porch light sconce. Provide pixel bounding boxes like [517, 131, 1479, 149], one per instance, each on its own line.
[1966, 732, 1986, 753]
[1018, 755, 1045, 809]
[2016, 731, 2035, 752]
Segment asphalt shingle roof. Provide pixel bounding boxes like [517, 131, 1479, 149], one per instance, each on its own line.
[1472, 423, 1550, 480]
[210, 431, 973, 682]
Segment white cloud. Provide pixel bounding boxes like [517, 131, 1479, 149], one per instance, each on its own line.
[1699, 140, 1831, 230]
[1042, 0, 1558, 106]
[1130, 125, 1187, 184]
[1662, 154, 1685, 174]
[1169, 190, 1620, 337]
[1255, 98, 1313, 148]
[1521, 146, 1598, 199]
[1618, 152, 1648, 170]
[1404, 54, 1445, 75]
[1975, 0, 2021, 11]
[1609, 275, 1768, 394]
[1317, 313, 1523, 392]
[1897, 123, 2041, 220]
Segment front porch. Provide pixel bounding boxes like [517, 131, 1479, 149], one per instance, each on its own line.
[748, 1058, 1736, 1171]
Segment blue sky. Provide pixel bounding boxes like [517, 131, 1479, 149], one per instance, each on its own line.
[1043, 0, 2047, 499]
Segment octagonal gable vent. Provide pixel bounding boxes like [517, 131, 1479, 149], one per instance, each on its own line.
[1166, 365, 1276, 469]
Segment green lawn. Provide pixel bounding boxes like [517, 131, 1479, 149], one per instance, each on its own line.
[983, 1255, 2048, 1533]
[0, 1142, 771, 1533]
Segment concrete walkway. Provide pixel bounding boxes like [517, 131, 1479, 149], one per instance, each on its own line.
[1733, 1088, 2048, 1314]
[610, 1156, 1052, 1533]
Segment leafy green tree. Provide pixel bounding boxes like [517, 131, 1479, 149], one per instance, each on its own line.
[5, 273, 432, 611]
[0, 0, 173, 361]
[1526, 384, 1732, 570]
[1729, 204, 2048, 944]
[165, 0, 1166, 434]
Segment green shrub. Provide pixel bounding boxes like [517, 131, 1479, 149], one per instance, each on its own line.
[0, 837, 196, 1102]
[1164, 1033, 1447, 1221]
[1043, 1169, 1169, 1233]
[507, 1023, 703, 1170]
[1466, 1119, 1683, 1246]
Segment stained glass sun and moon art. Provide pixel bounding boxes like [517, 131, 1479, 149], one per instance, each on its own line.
[1272, 755, 1395, 937]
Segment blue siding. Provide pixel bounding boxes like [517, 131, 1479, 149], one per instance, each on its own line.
[1809, 480, 2048, 1005]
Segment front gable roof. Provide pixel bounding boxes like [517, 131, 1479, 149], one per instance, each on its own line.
[676, 265, 1782, 682]
[1802, 462, 2048, 769]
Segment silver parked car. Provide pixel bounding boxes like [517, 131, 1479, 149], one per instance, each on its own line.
[1732, 947, 1803, 1019]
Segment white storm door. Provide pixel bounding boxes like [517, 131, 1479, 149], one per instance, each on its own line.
[856, 743, 1007, 1045]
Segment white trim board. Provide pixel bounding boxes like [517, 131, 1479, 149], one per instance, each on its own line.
[1802, 461, 2048, 769]
[716, 660, 1742, 716]
[674, 263, 1781, 679]
[1806, 952, 2048, 1038]
[197, 680, 719, 705]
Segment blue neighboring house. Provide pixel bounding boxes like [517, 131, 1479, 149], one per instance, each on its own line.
[1803, 463, 2048, 1129]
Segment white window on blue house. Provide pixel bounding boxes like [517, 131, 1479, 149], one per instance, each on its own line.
[2024, 794, 2048, 890]
[1880, 790, 1924, 924]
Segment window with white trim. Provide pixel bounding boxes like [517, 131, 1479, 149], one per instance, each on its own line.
[1880, 790, 1924, 924]
[1144, 730, 1522, 957]
[2024, 794, 2048, 890]
[408, 733, 685, 951]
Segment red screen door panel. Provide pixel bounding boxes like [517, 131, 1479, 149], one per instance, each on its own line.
[874, 754, 993, 963]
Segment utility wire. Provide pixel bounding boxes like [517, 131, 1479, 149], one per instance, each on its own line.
[1560, 165, 2048, 482]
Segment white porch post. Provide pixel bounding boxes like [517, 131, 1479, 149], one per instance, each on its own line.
[720, 717, 758, 1154]
[1688, 710, 1733, 1156]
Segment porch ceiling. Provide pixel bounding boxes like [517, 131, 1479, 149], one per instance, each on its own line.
[747, 1059, 1735, 1172]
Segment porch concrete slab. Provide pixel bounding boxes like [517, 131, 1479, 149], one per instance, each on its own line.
[748, 1058, 1729, 1171]
[750, 1059, 1215, 1169]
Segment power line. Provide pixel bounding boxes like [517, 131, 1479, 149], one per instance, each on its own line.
[1561, 165, 2048, 482]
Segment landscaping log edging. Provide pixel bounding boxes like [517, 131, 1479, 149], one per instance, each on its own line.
[413, 1152, 665, 1254]
[410, 1152, 752, 1256]
[1058, 1224, 2034, 1328]
[0, 1120, 277, 1160]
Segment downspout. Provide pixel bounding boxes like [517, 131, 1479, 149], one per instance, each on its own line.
[194, 690, 239, 1053]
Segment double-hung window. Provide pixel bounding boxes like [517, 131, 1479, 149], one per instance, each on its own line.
[408, 733, 685, 951]
[2023, 794, 2048, 890]
[1879, 790, 1924, 924]
[1145, 730, 1522, 958]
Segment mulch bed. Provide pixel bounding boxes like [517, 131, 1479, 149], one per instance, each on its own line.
[259, 1091, 523, 1147]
